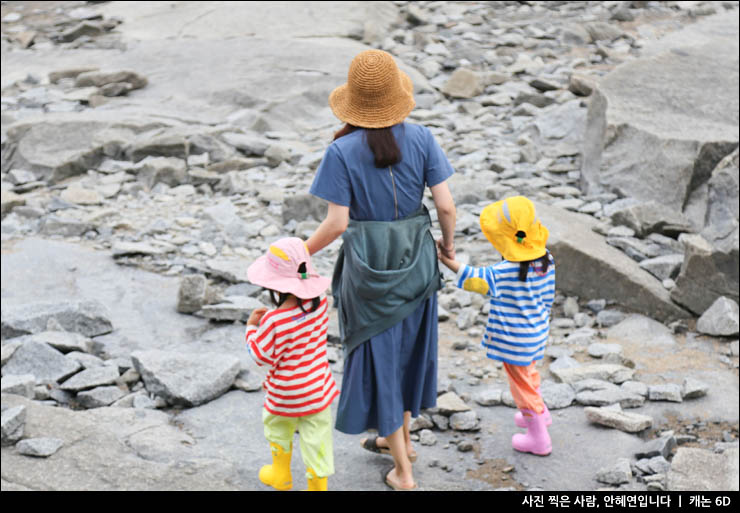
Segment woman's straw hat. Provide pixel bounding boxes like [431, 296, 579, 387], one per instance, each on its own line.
[329, 49, 415, 129]
[479, 196, 549, 262]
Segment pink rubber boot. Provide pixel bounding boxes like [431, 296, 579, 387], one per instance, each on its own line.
[512, 409, 552, 456]
[514, 389, 551, 428]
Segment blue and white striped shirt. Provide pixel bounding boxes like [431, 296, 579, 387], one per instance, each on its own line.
[454, 255, 555, 366]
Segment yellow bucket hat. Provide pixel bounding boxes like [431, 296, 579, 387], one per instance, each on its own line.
[479, 196, 549, 262]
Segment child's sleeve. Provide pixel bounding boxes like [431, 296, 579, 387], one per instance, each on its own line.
[245, 315, 277, 367]
[454, 264, 498, 297]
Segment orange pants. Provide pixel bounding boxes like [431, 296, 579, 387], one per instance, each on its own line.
[503, 362, 545, 414]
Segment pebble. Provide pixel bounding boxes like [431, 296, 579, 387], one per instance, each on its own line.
[16, 437, 65, 457]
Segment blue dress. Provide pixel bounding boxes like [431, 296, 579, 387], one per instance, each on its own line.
[309, 122, 454, 437]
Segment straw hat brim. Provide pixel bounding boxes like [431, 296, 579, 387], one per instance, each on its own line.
[329, 71, 415, 129]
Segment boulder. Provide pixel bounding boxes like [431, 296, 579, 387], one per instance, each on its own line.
[610, 201, 693, 238]
[177, 275, 209, 314]
[667, 447, 740, 491]
[131, 350, 240, 407]
[1, 405, 26, 446]
[595, 458, 632, 485]
[648, 384, 683, 403]
[535, 202, 690, 323]
[638, 254, 684, 281]
[581, 15, 739, 215]
[696, 296, 740, 337]
[607, 315, 678, 348]
[1, 374, 36, 398]
[682, 378, 709, 399]
[1, 300, 113, 339]
[76, 386, 128, 409]
[441, 69, 483, 99]
[20, 331, 94, 354]
[671, 234, 739, 314]
[2, 341, 82, 384]
[435, 392, 472, 415]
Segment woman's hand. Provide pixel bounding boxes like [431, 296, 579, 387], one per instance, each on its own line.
[436, 239, 460, 273]
[247, 307, 268, 326]
[437, 237, 455, 261]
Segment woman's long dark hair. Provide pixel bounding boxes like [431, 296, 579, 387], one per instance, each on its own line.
[334, 123, 401, 168]
[518, 251, 551, 282]
[267, 263, 321, 313]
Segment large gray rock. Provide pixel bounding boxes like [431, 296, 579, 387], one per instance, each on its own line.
[1, 374, 36, 398]
[2, 113, 170, 183]
[19, 331, 93, 354]
[76, 386, 127, 409]
[435, 392, 472, 415]
[696, 296, 740, 337]
[1, 300, 113, 339]
[610, 201, 693, 238]
[607, 315, 678, 348]
[595, 458, 632, 485]
[441, 68, 483, 99]
[701, 148, 739, 245]
[0, 394, 242, 490]
[177, 275, 209, 314]
[581, 14, 739, 214]
[574, 380, 644, 408]
[638, 254, 684, 281]
[671, 234, 739, 314]
[131, 350, 240, 407]
[535, 202, 689, 323]
[2, 341, 82, 384]
[667, 447, 739, 491]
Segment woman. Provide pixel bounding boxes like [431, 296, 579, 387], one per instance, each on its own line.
[305, 49, 456, 490]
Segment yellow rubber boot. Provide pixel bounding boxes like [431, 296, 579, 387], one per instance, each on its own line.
[259, 442, 293, 490]
[305, 468, 327, 491]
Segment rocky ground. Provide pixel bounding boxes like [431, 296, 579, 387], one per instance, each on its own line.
[1, 0, 739, 492]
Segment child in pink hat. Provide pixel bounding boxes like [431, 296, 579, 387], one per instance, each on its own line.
[244, 237, 339, 491]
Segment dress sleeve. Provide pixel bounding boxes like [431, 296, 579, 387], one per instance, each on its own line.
[245, 315, 277, 367]
[309, 143, 352, 207]
[423, 127, 455, 188]
[454, 264, 499, 298]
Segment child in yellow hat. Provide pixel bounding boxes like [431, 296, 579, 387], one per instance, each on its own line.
[436, 196, 555, 456]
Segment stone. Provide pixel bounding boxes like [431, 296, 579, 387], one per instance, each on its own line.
[587, 343, 623, 359]
[76, 385, 127, 409]
[635, 435, 677, 460]
[1, 190, 26, 218]
[1, 300, 113, 339]
[584, 22, 624, 42]
[60, 365, 120, 392]
[1, 405, 26, 446]
[541, 383, 575, 409]
[1, 374, 36, 398]
[607, 315, 678, 347]
[100, 82, 134, 97]
[682, 378, 709, 400]
[696, 297, 740, 337]
[638, 254, 684, 281]
[596, 458, 632, 485]
[409, 415, 434, 432]
[281, 193, 327, 224]
[535, 202, 690, 323]
[620, 381, 648, 398]
[419, 429, 437, 446]
[21, 331, 93, 354]
[40, 216, 96, 237]
[449, 410, 479, 431]
[177, 275, 209, 314]
[131, 350, 240, 407]
[2, 341, 82, 385]
[648, 384, 683, 403]
[534, 100, 586, 142]
[596, 309, 626, 328]
[60, 185, 103, 206]
[473, 389, 502, 406]
[584, 406, 653, 433]
[436, 392, 472, 415]
[574, 380, 644, 408]
[442, 69, 483, 99]
[195, 296, 264, 322]
[55, 21, 105, 42]
[133, 157, 188, 189]
[16, 437, 64, 458]
[551, 364, 634, 385]
[611, 201, 693, 238]
[1, 342, 23, 366]
[75, 70, 148, 90]
[67, 352, 105, 369]
[701, 148, 739, 243]
[549, 355, 581, 372]
[671, 234, 739, 315]
[667, 447, 740, 491]
[581, 12, 738, 217]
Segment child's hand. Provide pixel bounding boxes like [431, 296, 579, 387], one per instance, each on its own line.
[247, 307, 268, 326]
[436, 239, 461, 273]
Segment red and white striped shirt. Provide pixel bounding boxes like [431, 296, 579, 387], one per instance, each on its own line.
[245, 295, 339, 417]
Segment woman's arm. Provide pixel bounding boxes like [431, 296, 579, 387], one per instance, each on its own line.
[430, 180, 456, 260]
[305, 201, 350, 255]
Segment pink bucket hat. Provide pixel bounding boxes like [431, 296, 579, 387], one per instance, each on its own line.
[247, 238, 330, 299]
